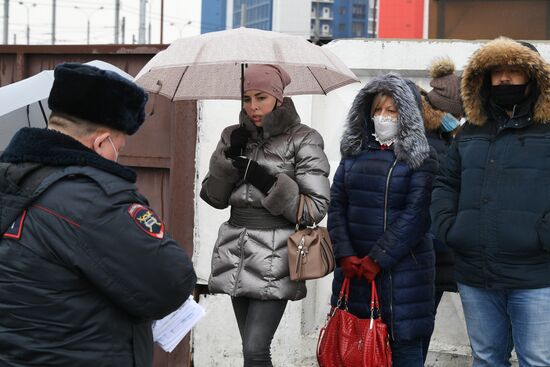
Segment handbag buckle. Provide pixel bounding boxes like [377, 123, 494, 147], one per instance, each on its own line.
[297, 236, 308, 262]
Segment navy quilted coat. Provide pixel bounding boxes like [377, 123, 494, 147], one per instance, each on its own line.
[329, 74, 438, 341]
[431, 37, 550, 289]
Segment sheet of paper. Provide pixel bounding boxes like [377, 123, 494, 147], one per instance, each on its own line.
[152, 296, 206, 353]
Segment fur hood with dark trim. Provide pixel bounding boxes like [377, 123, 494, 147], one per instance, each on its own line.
[461, 37, 550, 125]
[340, 73, 430, 169]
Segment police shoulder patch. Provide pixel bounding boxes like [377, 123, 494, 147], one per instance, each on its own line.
[127, 204, 165, 239]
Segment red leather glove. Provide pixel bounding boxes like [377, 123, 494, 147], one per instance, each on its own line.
[359, 256, 381, 281]
[339, 256, 362, 278]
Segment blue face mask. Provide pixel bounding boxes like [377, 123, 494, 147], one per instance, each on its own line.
[441, 113, 460, 132]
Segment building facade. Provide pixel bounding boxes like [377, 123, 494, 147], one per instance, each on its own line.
[428, 0, 550, 40]
[201, 0, 376, 41]
[233, 0, 273, 30]
[377, 0, 425, 38]
[201, 0, 310, 38]
[311, 0, 375, 42]
[201, 0, 228, 33]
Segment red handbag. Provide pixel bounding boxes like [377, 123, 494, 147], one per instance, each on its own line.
[317, 277, 392, 367]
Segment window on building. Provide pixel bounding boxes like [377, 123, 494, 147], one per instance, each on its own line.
[339, 24, 346, 33]
[323, 7, 331, 18]
[340, 7, 346, 15]
[322, 24, 330, 35]
[352, 22, 364, 37]
[352, 4, 366, 18]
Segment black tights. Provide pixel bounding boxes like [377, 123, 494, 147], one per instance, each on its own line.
[231, 297, 288, 367]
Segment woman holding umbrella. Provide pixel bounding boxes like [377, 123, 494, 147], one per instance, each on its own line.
[200, 64, 330, 366]
[328, 73, 438, 365]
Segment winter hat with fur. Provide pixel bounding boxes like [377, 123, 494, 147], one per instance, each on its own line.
[244, 64, 291, 103]
[426, 57, 464, 117]
[48, 63, 148, 135]
[461, 37, 550, 125]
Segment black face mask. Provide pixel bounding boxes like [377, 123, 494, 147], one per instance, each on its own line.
[490, 84, 529, 110]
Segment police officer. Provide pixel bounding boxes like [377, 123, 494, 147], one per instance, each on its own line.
[0, 63, 197, 367]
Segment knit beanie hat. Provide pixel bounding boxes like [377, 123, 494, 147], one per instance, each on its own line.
[426, 58, 464, 117]
[244, 64, 291, 103]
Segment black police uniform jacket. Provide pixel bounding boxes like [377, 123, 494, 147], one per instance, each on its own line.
[431, 37, 550, 289]
[0, 128, 197, 367]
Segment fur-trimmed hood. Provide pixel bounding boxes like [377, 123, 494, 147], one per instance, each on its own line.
[462, 37, 550, 125]
[341, 73, 430, 169]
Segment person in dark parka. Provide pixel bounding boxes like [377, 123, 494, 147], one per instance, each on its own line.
[329, 73, 438, 366]
[431, 37, 550, 366]
[417, 57, 464, 360]
[0, 63, 197, 367]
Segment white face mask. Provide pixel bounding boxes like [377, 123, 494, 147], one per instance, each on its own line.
[107, 136, 119, 162]
[94, 135, 119, 162]
[372, 115, 399, 145]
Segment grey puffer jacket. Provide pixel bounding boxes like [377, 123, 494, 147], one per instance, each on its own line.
[200, 98, 330, 300]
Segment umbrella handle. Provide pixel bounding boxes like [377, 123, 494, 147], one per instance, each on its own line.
[240, 63, 248, 127]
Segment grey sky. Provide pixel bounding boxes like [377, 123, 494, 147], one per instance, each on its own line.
[3, 0, 201, 45]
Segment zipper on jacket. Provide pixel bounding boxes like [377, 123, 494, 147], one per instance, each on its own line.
[383, 160, 397, 229]
[246, 142, 262, 205]
[512, 104, 518, 118]
[384, 159, 397, 341]
[232, 231, 246, 295]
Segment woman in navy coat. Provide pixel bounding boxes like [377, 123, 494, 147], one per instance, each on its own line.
[328, 73, 438, 366]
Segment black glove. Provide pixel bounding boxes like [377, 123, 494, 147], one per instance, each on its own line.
[232, 157, 277, 195]
[225, 126, 250, 159]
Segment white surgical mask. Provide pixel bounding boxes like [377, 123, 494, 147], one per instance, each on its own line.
[95, 135, 119, 162]
[107, 136, 119, 162]
[372, 115, 399, 146]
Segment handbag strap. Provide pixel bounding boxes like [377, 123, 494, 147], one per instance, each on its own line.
[295, 194, 305, 223]
[370, 279, 379, 310]
[336, 277, 350, 308]
[304, 196, 316, 226]
[295, 194, 317, 227]
[369, 279, 381, 328]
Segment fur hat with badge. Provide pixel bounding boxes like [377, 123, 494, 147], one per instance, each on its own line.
[48, 62, 148, 135]
[421, 57, 464, 132]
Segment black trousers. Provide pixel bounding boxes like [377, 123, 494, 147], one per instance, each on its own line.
[231, 297, 288, 367]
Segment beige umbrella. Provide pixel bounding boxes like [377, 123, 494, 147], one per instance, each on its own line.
[134, 27, 359, 101]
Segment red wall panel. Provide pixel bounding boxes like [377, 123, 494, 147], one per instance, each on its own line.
[378, 0, 424, 38]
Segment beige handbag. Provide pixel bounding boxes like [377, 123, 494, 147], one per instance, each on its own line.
[288, 195, 335, 281]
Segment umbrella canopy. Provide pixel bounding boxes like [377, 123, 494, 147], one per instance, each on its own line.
[134, 27, 359, 101]
[0, 60, 133, 151]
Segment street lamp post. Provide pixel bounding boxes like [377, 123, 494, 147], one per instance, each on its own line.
[74, 6, 104, 44]
[18, 1, 36, 45]
[169, 21, 192, 39]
